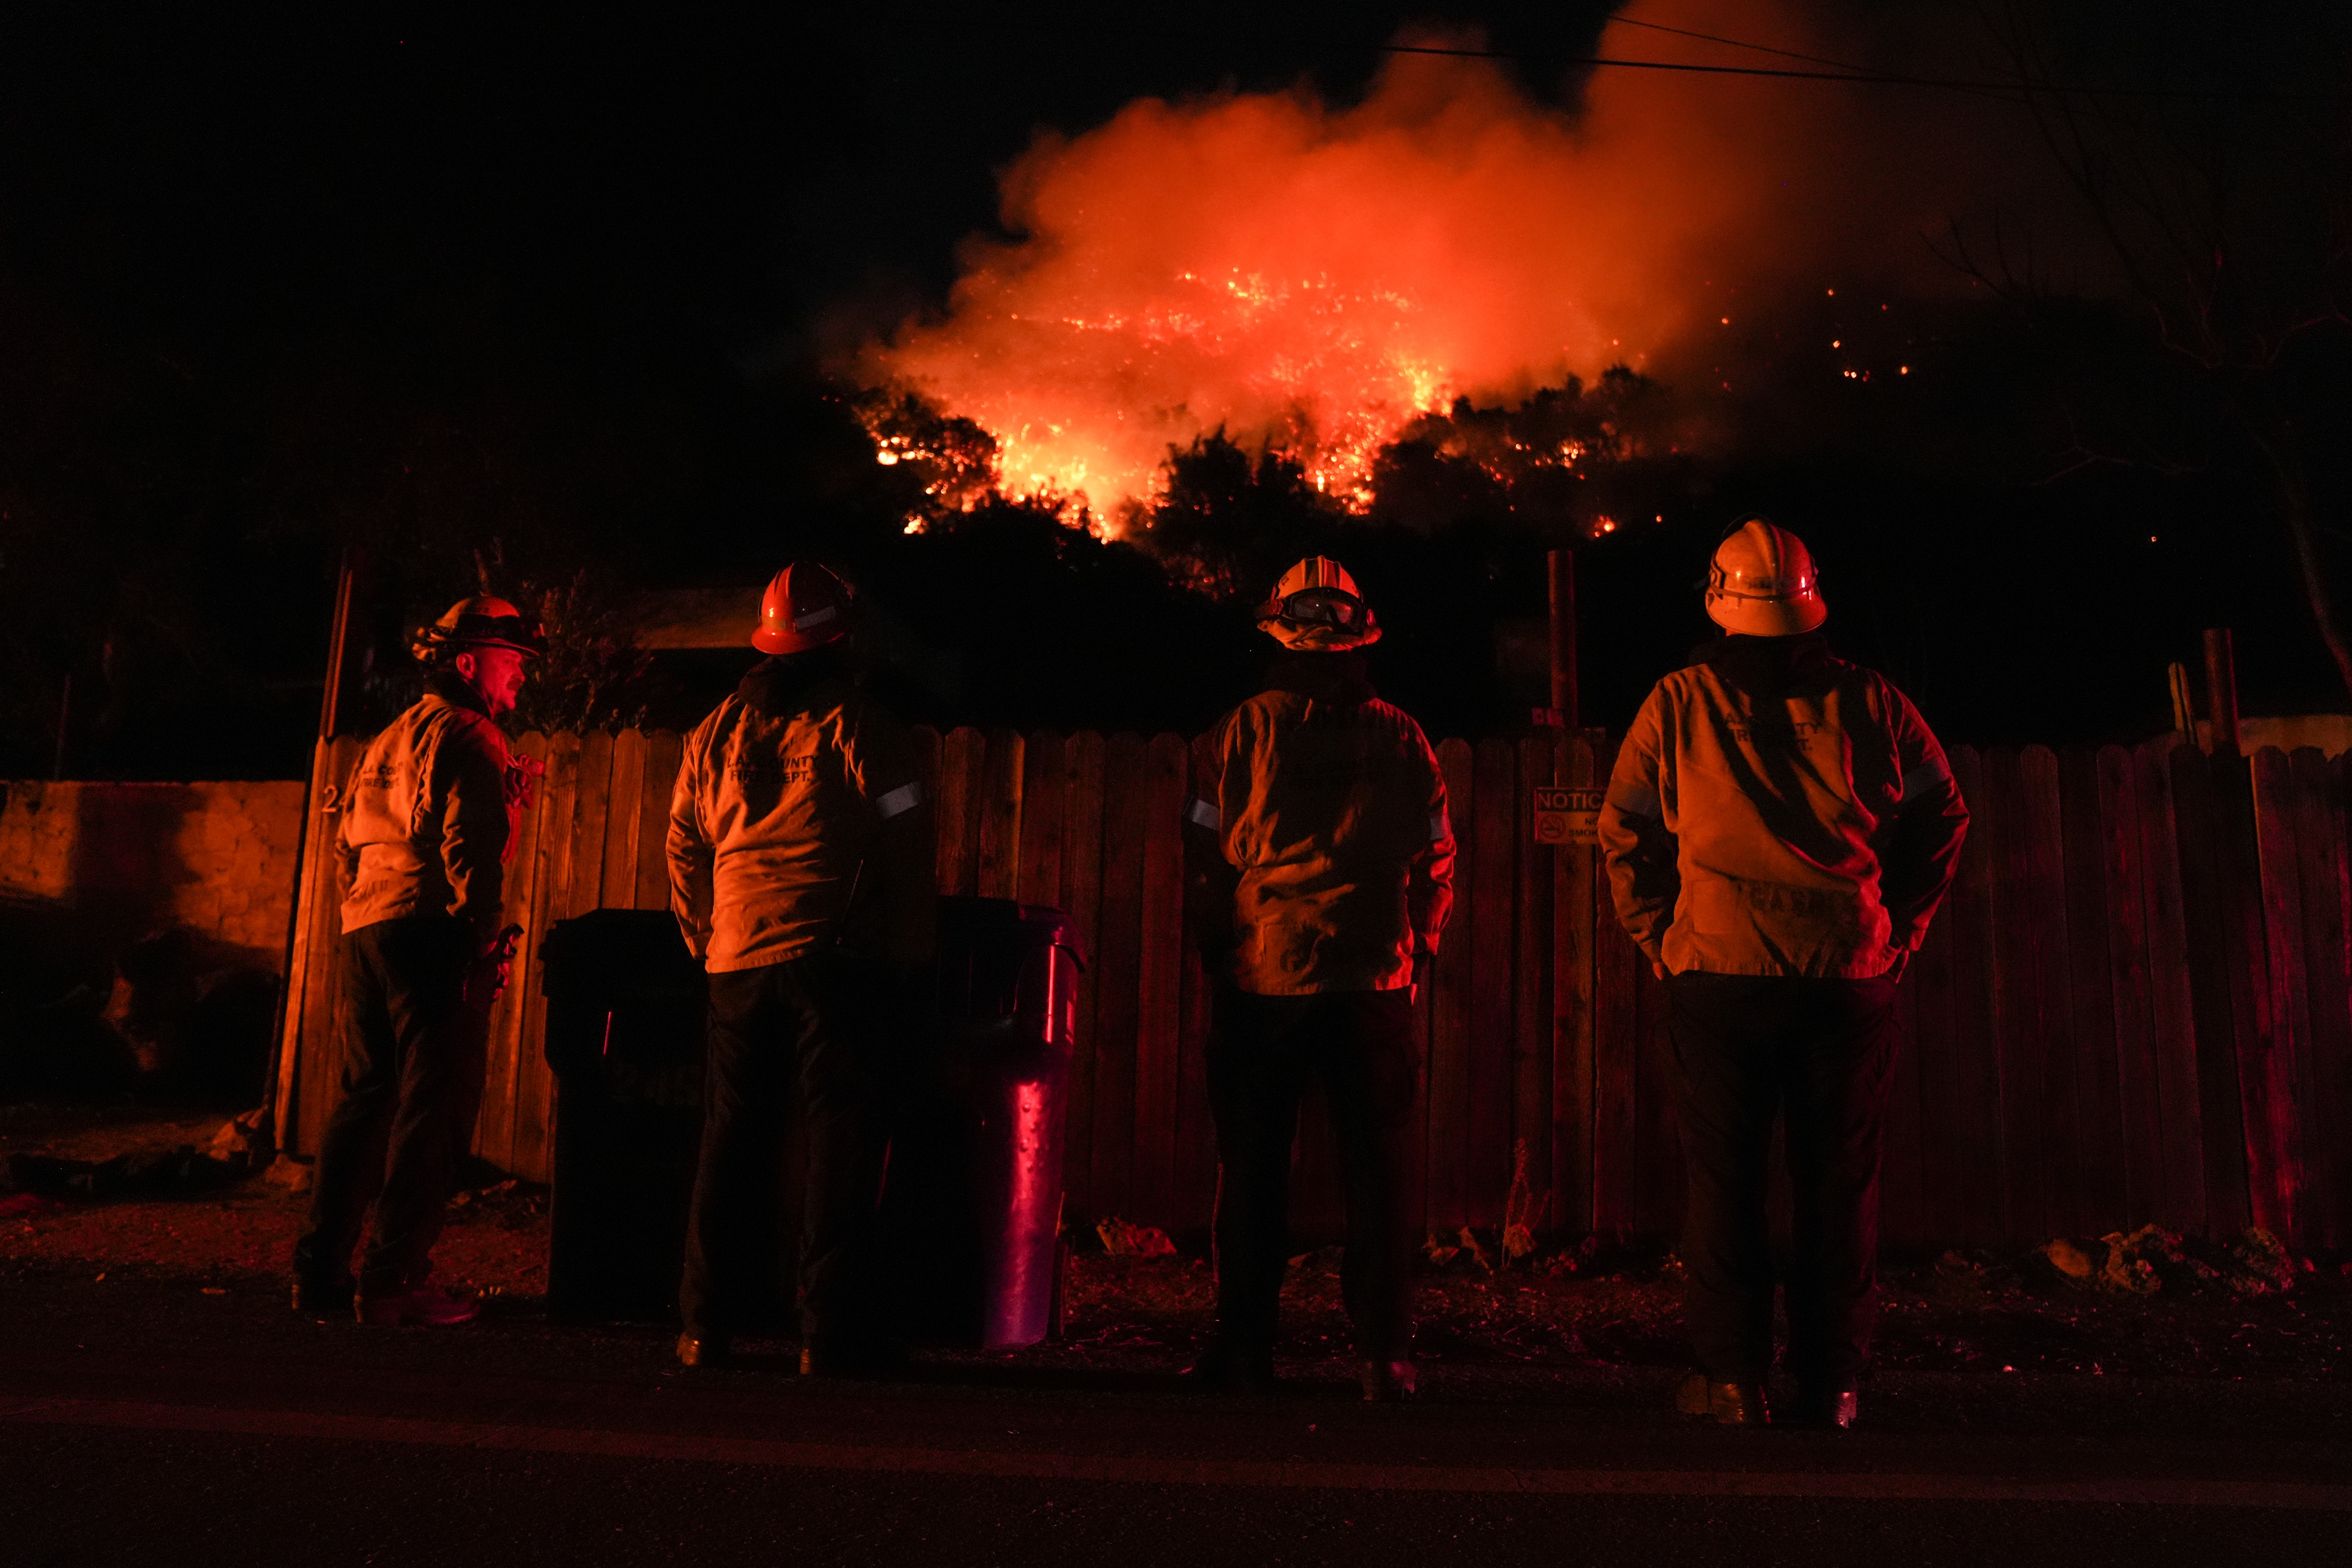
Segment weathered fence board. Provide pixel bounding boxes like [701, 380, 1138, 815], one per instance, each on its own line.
[2059, 747, 2127, 1235]
[1938, 747, 1994, 1251]
[1512, 735, 1554, 1237]
[1882, 949, 1926, 1249]
[2171, 748, 2257, 1234]
[976, 730, 1024, 902]
[1059, 731, 1107, 1223]
[1426, 738, 1476, 1236]
[1089, 734, 1148, 1222]
[1131, 733, 1188, 1229]
[2250, 749, 2316, 1240]
[2295, 753, 2352, 1248]
[271, 729, 2352, 1253]
[1466, 739, 1517, 1227]
[1551, 735, 1598, 1240]
[2131, 741, 2208, 1232]
[2093, 746, 2159, 1230]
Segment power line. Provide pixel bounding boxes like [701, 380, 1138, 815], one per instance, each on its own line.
[1610, 14, 1880, 78]
[1379, 42, 2306, 102]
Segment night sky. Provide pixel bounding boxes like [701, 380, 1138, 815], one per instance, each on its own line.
[2, 4, 2344, 777]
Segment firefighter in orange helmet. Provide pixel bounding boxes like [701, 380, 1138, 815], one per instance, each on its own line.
[1183, 556, 1454, 1401]
[667, 562, 936, 1374]
[294, 594, 544, 1327]
[1600, 519, 1967, 1429]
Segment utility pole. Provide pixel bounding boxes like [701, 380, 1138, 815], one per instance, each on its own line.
[318, 548, 364, 740]
[1547, 548, 1578, 733]
[2202, 627, 2240, 759]
[267, 546, 367, 1146]
[2167, 661, 2196, 741]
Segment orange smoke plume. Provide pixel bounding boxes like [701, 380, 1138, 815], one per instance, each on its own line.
[855, 2, 2019, 524]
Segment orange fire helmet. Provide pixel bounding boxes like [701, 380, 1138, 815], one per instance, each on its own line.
[1704, 518, 1826, 636]
[1256, 556, 1381, 650]
[753, 562, 854, 655]
[410, 595, 545, 662]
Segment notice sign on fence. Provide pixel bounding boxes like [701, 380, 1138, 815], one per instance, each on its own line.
[1533, 786, 1603, 847]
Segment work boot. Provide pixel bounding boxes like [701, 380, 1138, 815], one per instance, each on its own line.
[1359, 1359, 1417, 1403]
[290, 1274, 354, 1318]
[1675, 1371, 1770, 1427]
[1790, 1383, 1859, 1429]
[798, 1335, 905, 1379]
[675, 1333, 729, 1369]
[356, 1276, 481, 1327]
[1183, 1341, 1277, 1395]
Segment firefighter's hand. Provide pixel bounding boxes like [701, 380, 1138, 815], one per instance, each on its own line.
[504, 752, 546, 813]
[1651, 958, 1667, 980]
[467, 925, 523, 1007]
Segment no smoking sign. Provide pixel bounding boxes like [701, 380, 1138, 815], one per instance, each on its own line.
[1533, 786, 1603, 848]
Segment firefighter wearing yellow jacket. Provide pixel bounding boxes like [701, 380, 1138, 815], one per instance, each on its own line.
[294, 595, 543, 1327]
[1601, 520, 1968, 1429]
[667, 562, 935, 1374]
[1184, 558, 1454, 1402]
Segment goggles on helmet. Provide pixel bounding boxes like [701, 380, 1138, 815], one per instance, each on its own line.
[1280, 588, 1363, 628]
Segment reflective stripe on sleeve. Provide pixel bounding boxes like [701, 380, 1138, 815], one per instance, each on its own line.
[1429, 812, 1451, 843]
[875, 781, 924, 821]
[1899, 755, 1952, 803]
[1186, 798, 1222, 831]
[1608, 781, 1661, 820]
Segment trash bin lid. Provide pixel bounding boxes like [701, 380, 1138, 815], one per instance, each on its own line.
[540, 909, 705, 1000]
[936, 896, 1085, 971]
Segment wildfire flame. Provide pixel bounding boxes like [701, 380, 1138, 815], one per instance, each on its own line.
[853, 1, 2005, 528]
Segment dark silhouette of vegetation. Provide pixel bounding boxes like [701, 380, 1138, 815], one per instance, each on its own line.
[1956, 0, 2352, 700]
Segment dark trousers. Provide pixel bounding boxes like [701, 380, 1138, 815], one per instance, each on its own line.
[1666, 971, 1902, 1387]
[295, 918, 490, 1296]
[1207, 987, 1421, 1362]
[678, 953, 892, 1343]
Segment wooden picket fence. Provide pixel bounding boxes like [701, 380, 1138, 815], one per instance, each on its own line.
[272, 728, 2352, 1253]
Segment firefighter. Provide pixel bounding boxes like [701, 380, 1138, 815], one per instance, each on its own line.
[1600, 519, 1968, 1428]
[667, 562, 934, 1374]
[293, 594, 544, 1326]
[1183, 556, 1454, 1402]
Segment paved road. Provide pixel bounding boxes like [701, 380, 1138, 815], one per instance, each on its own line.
[3, 1268, 2346, 1567]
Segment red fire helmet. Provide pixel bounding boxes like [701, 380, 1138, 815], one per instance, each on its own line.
[1704, 518, 1827, 637]
[753, 562, 854, 655]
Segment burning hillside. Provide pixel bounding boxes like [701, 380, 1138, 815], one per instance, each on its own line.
[848, 3, 1870, 526]
[846, 0, 2062, 534]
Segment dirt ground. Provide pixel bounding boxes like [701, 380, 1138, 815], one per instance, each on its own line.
[5, 1101, 2347, 1383]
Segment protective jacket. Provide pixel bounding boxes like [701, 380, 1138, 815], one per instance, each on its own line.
[1600, 635, 1967, 979]
[1186, 655, 1454, 996]
[337, 677, 520, 942]
[668, 655, 933, 974]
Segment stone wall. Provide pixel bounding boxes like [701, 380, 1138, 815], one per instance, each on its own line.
[0, 780, 306, 1093]
[0, 780, 305, 962]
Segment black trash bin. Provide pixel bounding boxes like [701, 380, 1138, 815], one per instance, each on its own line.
[888, 895, 1084, 1349]
[540, 909, 708, 1323]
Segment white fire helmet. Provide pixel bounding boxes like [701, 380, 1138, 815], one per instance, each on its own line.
[1704, 518, 1826, 637]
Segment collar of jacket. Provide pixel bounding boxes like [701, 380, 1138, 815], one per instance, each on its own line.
[1261, 650, 1377, 707]
[738, 647, 851, 719]
[423, 667, 496, 721]
[1693, 631, 1834, 701]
